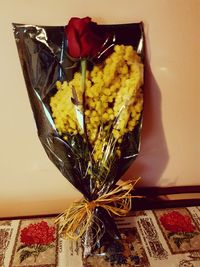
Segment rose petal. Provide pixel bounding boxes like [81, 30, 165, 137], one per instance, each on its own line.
[65, 17, 105, 58]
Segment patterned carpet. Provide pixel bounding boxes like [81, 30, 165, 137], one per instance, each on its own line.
[1, 206, 200, 267]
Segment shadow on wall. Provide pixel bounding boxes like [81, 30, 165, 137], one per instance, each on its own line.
[123, 54, 169, 186]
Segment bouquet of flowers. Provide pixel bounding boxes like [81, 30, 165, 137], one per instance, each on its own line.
[13, 17, 144, 257]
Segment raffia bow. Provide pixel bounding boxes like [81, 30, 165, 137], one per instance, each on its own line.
[55, 178, 141, 241]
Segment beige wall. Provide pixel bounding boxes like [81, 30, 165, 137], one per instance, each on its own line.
[0, 0, 199, 217]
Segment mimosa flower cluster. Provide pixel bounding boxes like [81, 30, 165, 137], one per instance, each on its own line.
[50, 45, 143, 161]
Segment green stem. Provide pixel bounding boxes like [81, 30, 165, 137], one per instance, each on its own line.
[81, 59, 87, 92]
[33, 245, 40, 262]
[81, 59, 88, 139]
[81, 59, 94, 179]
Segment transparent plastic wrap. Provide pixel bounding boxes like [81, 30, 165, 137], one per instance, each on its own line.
[13, 18, 144, 258]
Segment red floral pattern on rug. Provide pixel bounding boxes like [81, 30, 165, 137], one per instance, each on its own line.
[160, 211, 196, 233]
[160, 211, 199, 249]
[17, 221, 56, 263]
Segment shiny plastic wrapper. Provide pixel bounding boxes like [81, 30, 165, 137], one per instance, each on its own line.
[13, 20, 144, 257]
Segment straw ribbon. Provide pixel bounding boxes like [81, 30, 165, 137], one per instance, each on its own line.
[55, 178, 141, 241]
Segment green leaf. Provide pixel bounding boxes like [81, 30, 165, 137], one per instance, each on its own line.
[168, 232, 176, 238]
[48, 244, 55, 249]
[38, 244, 55, 253]
[173, 238, 182, 248]
[20, 250, 32, 263]
[38, 245, 48, 252]
[184, 232, 199, 238]
[173, 235, 195, 249]
[17, 244, 28, 251]
[174, 232, 199, 239]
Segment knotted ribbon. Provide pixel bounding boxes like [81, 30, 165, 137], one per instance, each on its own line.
[55, 178, 141, 241]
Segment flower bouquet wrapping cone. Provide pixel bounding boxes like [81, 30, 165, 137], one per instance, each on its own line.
[13, 17, 145, 257]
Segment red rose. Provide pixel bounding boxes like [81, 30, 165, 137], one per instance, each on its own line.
[160, 211, 196, 233]
[65, 17, 104, 58]
[20, 221, 55, 245]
